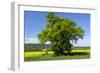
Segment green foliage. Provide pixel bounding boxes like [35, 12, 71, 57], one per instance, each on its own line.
[37, 12, 85, 56]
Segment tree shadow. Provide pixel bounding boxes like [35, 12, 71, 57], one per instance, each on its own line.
[63, 52, 90, 56]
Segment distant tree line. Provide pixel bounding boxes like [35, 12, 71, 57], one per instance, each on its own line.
[24, 44, 51, 52]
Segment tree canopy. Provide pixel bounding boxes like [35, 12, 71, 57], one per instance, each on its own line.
[37, 12, 85, 56]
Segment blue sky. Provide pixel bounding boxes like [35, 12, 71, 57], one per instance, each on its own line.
[24, 11, 90, 47]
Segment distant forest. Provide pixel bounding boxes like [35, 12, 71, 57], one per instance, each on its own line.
[24, 44, 90, 52]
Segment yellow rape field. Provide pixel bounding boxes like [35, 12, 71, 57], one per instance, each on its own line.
[24, 49, 90, 58]
[72, 49, 90, 53]
[24, 51, 53, 58]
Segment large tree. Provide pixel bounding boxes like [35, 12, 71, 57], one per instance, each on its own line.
[37, 12, 84, 56]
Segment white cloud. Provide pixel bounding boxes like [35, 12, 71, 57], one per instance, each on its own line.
[25, 38, 51, 44]
[25, 38, 39, 44]
[73, 35, 90, 47]
[45, 41, 51, 44]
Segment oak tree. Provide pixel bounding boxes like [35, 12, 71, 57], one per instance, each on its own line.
[37, 12, 84, 56]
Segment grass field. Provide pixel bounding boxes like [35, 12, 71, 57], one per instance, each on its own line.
[24, 49, 90, 62]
